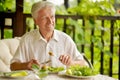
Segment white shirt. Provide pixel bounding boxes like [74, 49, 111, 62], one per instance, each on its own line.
[11, 29, 83, 67]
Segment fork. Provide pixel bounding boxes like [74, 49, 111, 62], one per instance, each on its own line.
[41, 60, 51, 64]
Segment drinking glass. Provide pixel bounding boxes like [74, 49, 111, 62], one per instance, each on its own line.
[36, 70, 48, 80]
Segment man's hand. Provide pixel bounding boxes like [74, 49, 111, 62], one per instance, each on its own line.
[26, 59, 40, 70]
[10, 59, 40, 70]
[59, 54, 88, 67]
[59, 54, 72, 66]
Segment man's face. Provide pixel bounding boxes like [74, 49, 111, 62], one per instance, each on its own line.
[35, 7, 55, 32]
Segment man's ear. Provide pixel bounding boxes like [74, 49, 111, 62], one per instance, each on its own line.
[34, 19, 38, 25]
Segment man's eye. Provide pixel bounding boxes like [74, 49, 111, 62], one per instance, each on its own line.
[40, 17, 47, 21]
[51, 16, 55, 18]
[41, 16, 47, 19]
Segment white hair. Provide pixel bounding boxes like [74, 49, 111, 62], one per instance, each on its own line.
[31, 1, 56, 19]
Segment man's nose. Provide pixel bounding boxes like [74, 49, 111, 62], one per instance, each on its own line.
[48, 17, 53, 23]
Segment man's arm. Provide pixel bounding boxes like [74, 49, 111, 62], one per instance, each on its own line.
[10, 59, 40, 71]
[10, 62, 30, 70]
[59, 54, 88, 67]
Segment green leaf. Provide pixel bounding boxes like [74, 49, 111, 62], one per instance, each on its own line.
[66, 65, 97, 76]
[32, 64, 40, 70]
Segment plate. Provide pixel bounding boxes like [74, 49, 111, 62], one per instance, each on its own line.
[65, 74, 94, 79]
[0, 70, 29, 79]
[48, 71, 59, 74]
[0, 76, 25, 79]
[58, 70, 94, 79]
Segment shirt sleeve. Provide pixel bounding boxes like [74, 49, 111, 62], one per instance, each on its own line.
[10, 36, 28, 64]
[64, 36, 84, 61]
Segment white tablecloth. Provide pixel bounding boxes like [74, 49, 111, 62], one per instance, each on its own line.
[25, 73, 117, 80]
[0, 71, 117, 80]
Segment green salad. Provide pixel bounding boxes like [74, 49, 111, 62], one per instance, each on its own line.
[66, 65, 97, 76]
[32, 64, 64, 73]
[48, 67, 65, 73]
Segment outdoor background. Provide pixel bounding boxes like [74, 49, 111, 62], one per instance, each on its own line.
[0, 0, 120, 79]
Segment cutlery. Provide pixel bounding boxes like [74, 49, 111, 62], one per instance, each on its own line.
[41, 60, 51, 64]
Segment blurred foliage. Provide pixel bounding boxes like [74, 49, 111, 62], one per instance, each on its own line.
[67, 0, 116, 16]
[23, 0, 41, 13]
[0, 0, 119, 79]
[4, 29, 12, 38]
[56, 5, 68, 15]
[0, 0, 15, 12]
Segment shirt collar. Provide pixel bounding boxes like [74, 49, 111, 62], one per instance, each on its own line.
[52, 30, 59, 42]
[36, 29, 59, 42]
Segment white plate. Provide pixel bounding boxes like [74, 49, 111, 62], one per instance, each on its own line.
[58, 70, 94, 79]
[0, 70, 29, 79]
[65, 74, 94, 79]
[0, 76, 26, 79]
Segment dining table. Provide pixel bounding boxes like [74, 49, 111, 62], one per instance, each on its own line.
[24, 72, 118, 80]
[0, 70, 118, 80]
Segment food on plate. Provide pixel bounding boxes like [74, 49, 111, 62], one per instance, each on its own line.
[32, 64, 40, 70]
[10, 71, 28, 77]
[41, 65, 49, 70]
[66, 65, 97, 76]
[32, 64, 64, 73]
[48, 66, 65, 73]
[1, 71, 28, 78]
[48, 52, 54, 56]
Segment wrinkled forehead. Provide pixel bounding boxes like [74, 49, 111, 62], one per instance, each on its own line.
[38, 6, 55, 13]
[37, 7, 55, 18]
